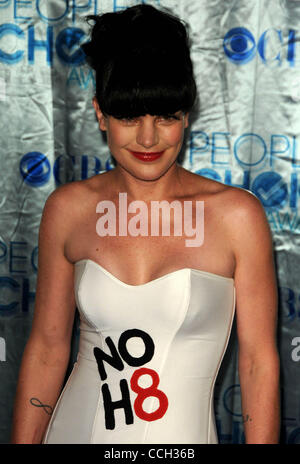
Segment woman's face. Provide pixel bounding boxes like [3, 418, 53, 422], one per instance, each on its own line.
[93, 98, 189, 182]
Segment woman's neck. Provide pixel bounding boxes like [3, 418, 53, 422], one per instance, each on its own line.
[111, 162, 187, 203]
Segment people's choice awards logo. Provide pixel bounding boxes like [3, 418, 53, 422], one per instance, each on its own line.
[93, 328, 168, 430]
[251, 172, 288, 209]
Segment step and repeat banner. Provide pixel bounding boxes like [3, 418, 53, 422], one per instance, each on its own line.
[0, 0, 300, 444]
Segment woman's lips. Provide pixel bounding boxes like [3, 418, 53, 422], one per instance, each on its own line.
[129, 150, 164, 162]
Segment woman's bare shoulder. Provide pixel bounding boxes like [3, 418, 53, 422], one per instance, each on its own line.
[184, 169, 259, 205]
[214, 183, 270, 246]
[219, 184, 264, 218]
[193, 177, 271, 254]
[40, 174, 109, 230]
[185, 171, 266, 225]
[207, 179, 265, 222]
[42, 181, 84, 220]
[44, 173, 109, 209]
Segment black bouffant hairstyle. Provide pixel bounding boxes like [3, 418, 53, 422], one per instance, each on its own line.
[81, 4, 197, 118]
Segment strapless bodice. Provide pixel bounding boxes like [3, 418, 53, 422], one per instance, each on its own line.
[42, 259, 235, 444]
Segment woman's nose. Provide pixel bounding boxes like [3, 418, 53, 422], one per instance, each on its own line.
[136, 116, 159, 148]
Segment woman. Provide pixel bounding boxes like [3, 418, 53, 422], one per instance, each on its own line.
[11, 4, 280, 444]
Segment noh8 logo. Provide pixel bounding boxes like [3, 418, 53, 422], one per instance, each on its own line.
[93, 328, 168, 430]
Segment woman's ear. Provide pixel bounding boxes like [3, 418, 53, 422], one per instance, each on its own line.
[92, 97, 108, 131]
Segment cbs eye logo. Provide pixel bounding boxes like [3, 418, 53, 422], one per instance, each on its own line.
[20, 152, 51, 186]
[223, 27, 286, 65]
[223, 27, 256, 64]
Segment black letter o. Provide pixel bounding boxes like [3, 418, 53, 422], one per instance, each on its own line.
[118, 329, 154, 366]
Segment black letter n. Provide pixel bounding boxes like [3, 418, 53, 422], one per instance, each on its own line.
[93, 337, 124, 381]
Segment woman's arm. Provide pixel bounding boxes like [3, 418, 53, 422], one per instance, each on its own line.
[10, 186, 77, 444]
[227, 189, 280, 444]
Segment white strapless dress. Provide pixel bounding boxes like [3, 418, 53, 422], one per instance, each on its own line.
[42, 259, 235, 444]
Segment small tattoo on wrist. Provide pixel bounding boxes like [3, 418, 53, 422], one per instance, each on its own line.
[242, 414, 252, 423]
[29, 397, 53, 415]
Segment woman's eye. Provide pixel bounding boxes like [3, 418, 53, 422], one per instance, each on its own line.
[157, 115, 179, 124]
[120, 117, 139, 125]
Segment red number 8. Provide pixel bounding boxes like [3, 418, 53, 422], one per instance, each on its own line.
[130, 367, 168, 421]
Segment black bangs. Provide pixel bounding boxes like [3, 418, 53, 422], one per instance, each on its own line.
[82, 5, 197, 117]
[97, 53, 197, 118]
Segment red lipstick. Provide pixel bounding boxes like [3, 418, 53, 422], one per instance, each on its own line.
[129, 151, 164, 162]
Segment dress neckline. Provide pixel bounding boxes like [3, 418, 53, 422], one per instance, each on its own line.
[74, 258, 234, 288]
